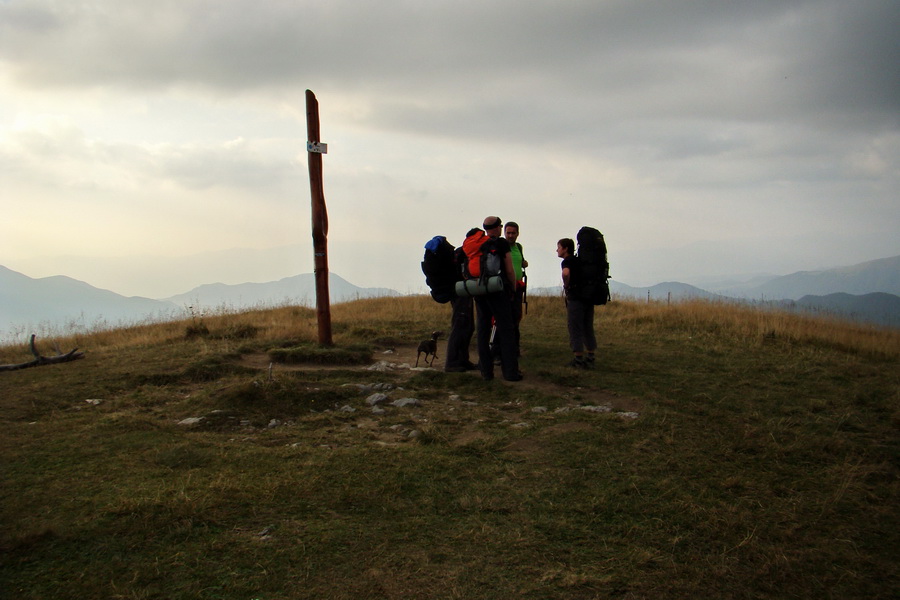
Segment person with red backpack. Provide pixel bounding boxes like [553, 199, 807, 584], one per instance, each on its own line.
[465, 216, 522, 382]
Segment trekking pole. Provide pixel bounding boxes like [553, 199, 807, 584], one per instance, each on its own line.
[522, 269, 528, 315]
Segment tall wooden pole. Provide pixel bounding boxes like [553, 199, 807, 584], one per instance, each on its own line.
[306, 89, 332, 346]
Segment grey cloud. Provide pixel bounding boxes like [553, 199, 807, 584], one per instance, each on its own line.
[2, 1, 897, 188]
[3, 2, 894, 110]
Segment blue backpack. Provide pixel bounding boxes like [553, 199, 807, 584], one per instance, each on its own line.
[421, 236, 459, 303]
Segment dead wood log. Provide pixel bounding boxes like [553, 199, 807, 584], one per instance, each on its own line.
[0, 335, 85, 372]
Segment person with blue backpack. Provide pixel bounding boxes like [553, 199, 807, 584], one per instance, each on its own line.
[443, 229, 480, 373]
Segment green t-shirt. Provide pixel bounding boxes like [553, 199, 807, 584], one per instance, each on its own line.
[509, 243, 525, 281]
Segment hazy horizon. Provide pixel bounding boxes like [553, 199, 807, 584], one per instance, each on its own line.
[3, 248, 898, 301]
[2, 1, 898, 298]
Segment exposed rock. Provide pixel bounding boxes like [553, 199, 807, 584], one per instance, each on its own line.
[366, 360, 411, 372]
[391, 398, 420, 408]
[178, 417, 204, 426]
[345, 382, 397, 393]
[365, 393, 389, 406]
[366, 361, 392, 372]
[578, 405, 612, 413]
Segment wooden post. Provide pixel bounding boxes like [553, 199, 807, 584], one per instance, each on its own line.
[306, 89, 332, 346]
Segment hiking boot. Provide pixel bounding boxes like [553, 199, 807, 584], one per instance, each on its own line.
[568, 358, 587, 369]
[585, 353, 596, 364]
[503, 372, 523, 382]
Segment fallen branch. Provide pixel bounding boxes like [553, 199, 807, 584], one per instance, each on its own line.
[0, 334, 85, 372]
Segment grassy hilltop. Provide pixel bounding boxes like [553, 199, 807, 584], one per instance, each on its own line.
[1, 296, 898, 600]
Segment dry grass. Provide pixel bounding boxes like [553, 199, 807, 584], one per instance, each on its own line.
[4, 295, 895, 359]
[604, 298, 900, 358]
[1, 295, 898, 599]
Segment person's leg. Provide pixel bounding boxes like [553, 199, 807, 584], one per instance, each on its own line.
[567, 299, 587, 368]
[460, 297, 475, 368]
[474, 296, 494, 379]
[445, 296, 471, 371]
[583, 304, 597, 364]
[511, 290, 524, 356]
[489, 292, 520, 380]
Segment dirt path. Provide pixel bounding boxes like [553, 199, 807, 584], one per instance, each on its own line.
[236, 341, 641, 414]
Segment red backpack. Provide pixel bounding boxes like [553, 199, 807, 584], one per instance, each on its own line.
[462, 230, 488, 279]
[462, 230, 503, 282]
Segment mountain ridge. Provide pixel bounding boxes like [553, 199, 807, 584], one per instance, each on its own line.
[3, 253, 898, 339]
[0, 266, 398, 341]
[708, 255, 900, 299]
[163, 273, 399, 308]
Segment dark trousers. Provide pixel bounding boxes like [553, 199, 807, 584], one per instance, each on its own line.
[445, 296, 475, 369]
[493, 288, 523, 359]
[566, 297, 596, 353]
[475, 292, 519, 379]
[511, 288, 524, 352]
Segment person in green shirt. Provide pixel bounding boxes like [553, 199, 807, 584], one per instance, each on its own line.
[504, 222, 528, 356]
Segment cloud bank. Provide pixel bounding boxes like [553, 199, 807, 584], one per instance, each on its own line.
[1, 0, 898, 296]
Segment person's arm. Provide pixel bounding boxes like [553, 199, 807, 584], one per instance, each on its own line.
[505, 253, 516, 289]
[561, 266, 571, 291]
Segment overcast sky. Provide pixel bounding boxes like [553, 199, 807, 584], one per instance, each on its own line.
[1, 0, 898, 298]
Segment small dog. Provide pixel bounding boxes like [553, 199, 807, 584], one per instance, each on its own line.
[415, 331, 443, 367]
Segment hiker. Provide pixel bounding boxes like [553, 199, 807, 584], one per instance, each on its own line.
[557, 238, 596, 368]
[444, 229, 479, 373]
[471, 217, 522, 381]
[504, 221, 528, 355]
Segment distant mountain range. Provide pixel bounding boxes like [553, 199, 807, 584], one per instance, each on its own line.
[705, 255, 900, 300]
[162, 273, 398, 308]
[0, 267, 398, 341]
[794, 292, 900, 328]
[0, 265, 179, 337]
[2, 254, 898, 340]
[534, 255, 900, 328]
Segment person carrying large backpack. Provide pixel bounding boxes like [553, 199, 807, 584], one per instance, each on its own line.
[468, 216, 522, 382]
[444, 230, 480, 372]
[557, 237, 597, 369]
[557, 226, 610, 368]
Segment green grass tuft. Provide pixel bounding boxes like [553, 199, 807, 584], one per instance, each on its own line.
[268, 343, 372, 365]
